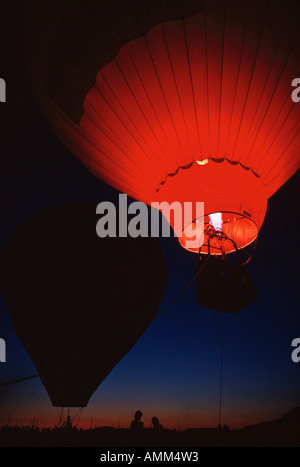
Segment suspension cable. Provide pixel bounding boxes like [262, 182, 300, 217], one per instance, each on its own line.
[0, 374, 39, 388]
[154, 253, 211, 321]
[219, 312, 224, 428]
[0, 250, 213, 389]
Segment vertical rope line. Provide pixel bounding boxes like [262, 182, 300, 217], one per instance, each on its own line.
[219, 312, 224, 428]
[217, 0, 227, 158]
[59, 407, 64, 428]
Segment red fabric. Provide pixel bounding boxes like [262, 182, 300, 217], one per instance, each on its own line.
[43, 0, 300, 252]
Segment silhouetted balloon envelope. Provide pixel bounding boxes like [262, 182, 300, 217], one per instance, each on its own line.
[0, 203, 167, 407]
[21, 0, 300, 254]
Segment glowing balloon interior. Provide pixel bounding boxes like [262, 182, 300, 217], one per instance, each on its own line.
[22, 0, 300, 255]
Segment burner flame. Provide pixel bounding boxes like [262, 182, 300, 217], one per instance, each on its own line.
[209, 213, 223, 232]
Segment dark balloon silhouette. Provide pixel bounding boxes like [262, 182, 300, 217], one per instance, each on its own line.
[0, 203, 167, 408]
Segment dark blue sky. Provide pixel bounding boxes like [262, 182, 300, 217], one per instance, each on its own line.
[0, 44, 299, 430]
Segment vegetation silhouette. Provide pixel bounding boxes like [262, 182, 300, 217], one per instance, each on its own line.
[0, 408, 299, 447]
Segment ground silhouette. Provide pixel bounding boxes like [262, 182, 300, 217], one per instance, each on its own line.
[0, 408, 299, 447]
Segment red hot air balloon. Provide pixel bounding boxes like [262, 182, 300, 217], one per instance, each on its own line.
[0, 203, 167, 407]
[22, 0, 300, 255]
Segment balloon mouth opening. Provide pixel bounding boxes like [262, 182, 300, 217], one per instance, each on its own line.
[179, 211, 258, 255]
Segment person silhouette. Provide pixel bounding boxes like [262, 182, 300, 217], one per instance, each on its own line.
[130, 410, 144, 431]
[152, 416, 163, 431]
[63, 416, 72, 430]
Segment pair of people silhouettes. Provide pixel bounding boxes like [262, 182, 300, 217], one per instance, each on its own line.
[130, 411, 163, 431]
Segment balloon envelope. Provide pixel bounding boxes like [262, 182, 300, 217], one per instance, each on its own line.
[0, 203, 167, 407]
[22, 0, 300, 254]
